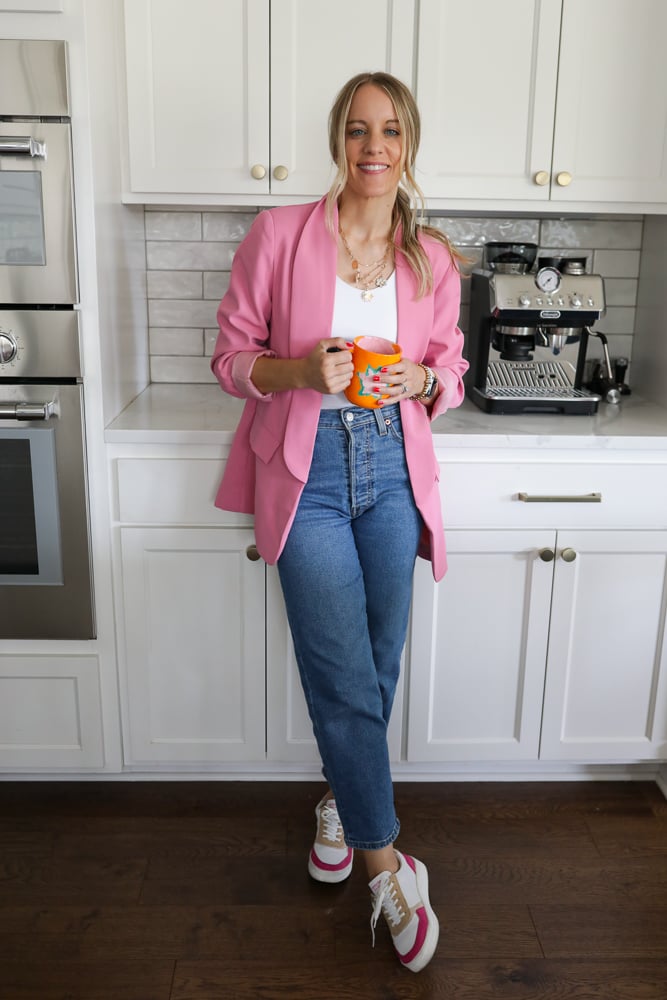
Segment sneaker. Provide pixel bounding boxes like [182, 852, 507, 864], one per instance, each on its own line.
[369, 850, 439, 972]
[307, 796, 354, 883]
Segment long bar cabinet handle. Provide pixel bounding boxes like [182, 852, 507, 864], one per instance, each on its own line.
[0, 137, 46, 158]
[517, 492, 602, 503]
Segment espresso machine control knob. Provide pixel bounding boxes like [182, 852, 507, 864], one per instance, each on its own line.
[519, 294, 531, 306]
[570, 295, 582, 308]
[0, 330, 18, 365]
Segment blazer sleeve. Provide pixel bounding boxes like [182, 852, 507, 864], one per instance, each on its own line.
[211, 210, 278, 401]
[421, 244, 469, 421]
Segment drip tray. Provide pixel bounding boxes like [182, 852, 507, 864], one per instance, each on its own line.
[486, 360, 589, 399]
[473, 361, 600, 414]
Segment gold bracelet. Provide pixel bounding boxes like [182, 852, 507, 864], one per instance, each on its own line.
[410, 364, 436, 401]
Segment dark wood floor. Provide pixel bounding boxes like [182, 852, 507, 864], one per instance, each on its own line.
[1, 780, 667, 999]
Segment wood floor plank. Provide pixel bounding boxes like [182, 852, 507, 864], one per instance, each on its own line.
[0, 960, 175, 1000]
[1, 779, 667, 1000]
[530, 904, 667, 957]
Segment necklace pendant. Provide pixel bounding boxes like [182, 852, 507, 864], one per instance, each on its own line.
[361, 289, 374, 302]
[351, 260, 359, 270]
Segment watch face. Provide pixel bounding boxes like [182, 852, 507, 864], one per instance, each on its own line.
[535, 266, 561, 294]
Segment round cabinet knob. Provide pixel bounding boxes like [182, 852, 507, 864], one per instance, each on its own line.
[250, 164, 267, 180]
[534, 170, 550, 186]
[539, 548, 555, 562]
[273, 165, 289, 181]
[0, 331, 18, 365]
[561, 548, 577, 563]
[556, 171, 573, 187]
[246, 544, 262, 562]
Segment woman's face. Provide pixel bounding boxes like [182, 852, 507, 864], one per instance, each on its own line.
[343, 83, 404, 202]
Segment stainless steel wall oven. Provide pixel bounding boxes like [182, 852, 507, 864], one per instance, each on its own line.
[0, 40, 94, 639]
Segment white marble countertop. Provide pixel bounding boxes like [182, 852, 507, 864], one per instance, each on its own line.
[105, 383, 667, 451]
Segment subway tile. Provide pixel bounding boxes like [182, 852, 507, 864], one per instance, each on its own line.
[603, 278, 638, 307]
[144, 211, 202, 241]
[147, 241, 237, 270]
[203, 212, 256, 241]
[147, 270, 203, 299]
[149, 328, 204, 356]
[541, 218, 643, 250]
[149, 298, 219, 328]
[596, 306, 636, 336]
[593, 250, 641, 278]
[429, 217, 540, 245]
[204, 272, 231, 300]
[205, 329, 219, 356]
[150, 356, 217, 383]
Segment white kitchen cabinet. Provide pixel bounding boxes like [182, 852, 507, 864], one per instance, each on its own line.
[407, 460, 667, 763]
[416, 0, 667, 205]
[119, 525, 266, 765]
[122, 0, 415, 200]
[407, 530, 555, 762]
[0, 654, 104, 769]
[540, 530, 667, 760]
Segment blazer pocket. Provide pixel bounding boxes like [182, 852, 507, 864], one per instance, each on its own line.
[249, 419, 282, 465]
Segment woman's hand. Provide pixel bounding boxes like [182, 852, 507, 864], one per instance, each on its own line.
[302, 338, 354, 394]
[373, 358, 436, 405]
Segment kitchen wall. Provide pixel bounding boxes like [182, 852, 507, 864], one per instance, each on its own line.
[143, 208, 642, 384]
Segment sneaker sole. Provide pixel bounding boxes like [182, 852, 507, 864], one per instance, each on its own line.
[308, 849, 354, 884]
[401, 857, 439, 973]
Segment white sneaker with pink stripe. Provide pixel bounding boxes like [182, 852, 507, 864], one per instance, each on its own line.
[369, 850, 439, 972]
[308, 796, 354, 883]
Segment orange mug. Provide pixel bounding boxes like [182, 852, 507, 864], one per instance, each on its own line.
[344, 335, 402, 408]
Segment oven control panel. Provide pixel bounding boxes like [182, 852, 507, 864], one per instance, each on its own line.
[0, 311, 80, 378]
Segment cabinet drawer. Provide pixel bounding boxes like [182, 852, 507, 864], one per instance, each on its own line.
[116, 458, 253, 526]
[440, 461, 667, 529]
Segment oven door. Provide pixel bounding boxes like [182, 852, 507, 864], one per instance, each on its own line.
[0, 383, 94, 638]
[0, 122, 78, 305]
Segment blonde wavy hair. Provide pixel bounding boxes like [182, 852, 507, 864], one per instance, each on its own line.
[325, 71, 467, 298]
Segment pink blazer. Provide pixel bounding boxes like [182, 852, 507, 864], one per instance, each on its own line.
[211, 197, 468, 581]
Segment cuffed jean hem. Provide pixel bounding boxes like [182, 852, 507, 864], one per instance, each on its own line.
[343, 818, 401, 852]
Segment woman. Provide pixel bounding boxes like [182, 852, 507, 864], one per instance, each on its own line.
[211, 71, 468, 973]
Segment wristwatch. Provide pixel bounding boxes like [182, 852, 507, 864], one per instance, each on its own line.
[411, 364, 438, 401]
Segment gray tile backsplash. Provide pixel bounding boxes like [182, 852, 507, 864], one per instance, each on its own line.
[144, 207, 643, 383]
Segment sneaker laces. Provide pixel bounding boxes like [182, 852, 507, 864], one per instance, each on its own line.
[370, 872, 405, 947]
[320, 801, 343, 845]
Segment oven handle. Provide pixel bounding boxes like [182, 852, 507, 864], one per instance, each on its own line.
[0, 137, 47, 158]
[0, 401, 58, 420]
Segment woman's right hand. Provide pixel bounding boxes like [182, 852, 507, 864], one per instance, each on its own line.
[302, 338, 354, 394]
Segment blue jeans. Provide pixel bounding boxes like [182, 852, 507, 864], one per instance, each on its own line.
[277, 403, 422, 850]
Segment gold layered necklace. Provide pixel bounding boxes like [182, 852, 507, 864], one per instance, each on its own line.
[339, 226, 393, 302]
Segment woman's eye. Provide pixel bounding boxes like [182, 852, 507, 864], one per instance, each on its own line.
[348, 128, 365, 137]
[385, 129, 400, 137]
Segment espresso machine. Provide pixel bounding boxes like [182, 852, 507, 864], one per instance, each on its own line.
[465, 243, 605, 414]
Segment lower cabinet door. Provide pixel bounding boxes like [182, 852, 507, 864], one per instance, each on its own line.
[119, 527, 266, 765]
[540, 530, 667, 761]
[407, 529, 555, 762]
[0, 654, 104, 769]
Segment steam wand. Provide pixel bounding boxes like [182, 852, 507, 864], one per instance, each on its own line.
[584, 328, 621, 404]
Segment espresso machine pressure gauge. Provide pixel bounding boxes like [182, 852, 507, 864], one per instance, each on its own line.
[535, 266, 561, 294]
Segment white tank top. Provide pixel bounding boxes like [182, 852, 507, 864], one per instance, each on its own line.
[321, 271, 398, 410]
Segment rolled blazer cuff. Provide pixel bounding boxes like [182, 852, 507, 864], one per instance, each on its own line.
[231, 350, 277, 400]
[428, 366, 465, 420]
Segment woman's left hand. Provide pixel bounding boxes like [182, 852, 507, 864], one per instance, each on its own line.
[374, 358, 432, 403]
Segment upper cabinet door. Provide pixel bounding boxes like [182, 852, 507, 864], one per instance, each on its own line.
[123, 0, 270, 196]
[414, 0, 561, 201]
[269, 0, 415, 197]
[552, 0, 667, 203]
